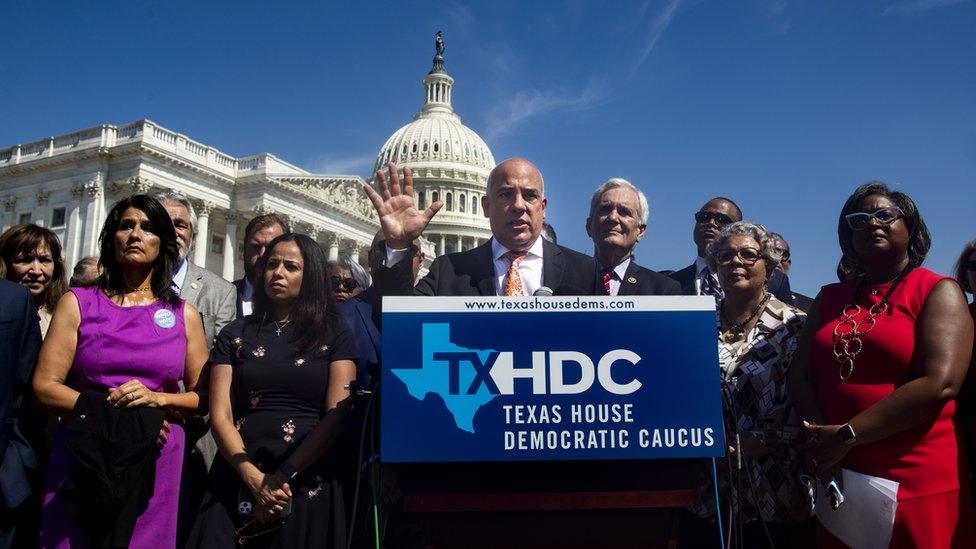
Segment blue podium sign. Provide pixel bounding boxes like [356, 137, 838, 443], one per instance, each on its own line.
[380, 296, 725, 463]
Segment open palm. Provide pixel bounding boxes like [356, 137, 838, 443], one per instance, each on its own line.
[363, 163, 443, 248]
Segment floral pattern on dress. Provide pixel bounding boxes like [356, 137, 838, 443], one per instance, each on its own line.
[249, 392, 260, 408]
[235, 417, 245, 431]
[294, 358, 305, 367]
[253, 346, 266, 358]
[232, 337, 243, 359]
[307, 474, 325, 499]
[282, 420, 296, 443]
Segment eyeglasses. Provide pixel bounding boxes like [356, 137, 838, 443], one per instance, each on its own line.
[694, 211, 734, 226]
[844, 207, 904, 231]
[715, 247, 763, 266]
[331, 276, 358, 292]
[774, 247, 791, 260]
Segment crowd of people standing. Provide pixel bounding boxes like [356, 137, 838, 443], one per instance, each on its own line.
[0, 156, 974, 548]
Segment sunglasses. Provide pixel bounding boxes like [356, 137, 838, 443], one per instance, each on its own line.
[715, 247, 763, 266]
[331, 276, 358, 292]
[694, 211, 734, 226]
[844, 207, 904, 231]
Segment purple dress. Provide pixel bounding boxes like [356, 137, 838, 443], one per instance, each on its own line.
[39, 286, 187, 549]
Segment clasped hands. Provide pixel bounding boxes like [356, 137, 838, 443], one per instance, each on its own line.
[247, 471, 292, 523]
[106, 379, 170, 445]
[363, 163, 442, 249]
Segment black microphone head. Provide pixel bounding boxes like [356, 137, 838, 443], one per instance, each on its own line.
[533, 286, 554, 297]
[553, 286, 588, 296]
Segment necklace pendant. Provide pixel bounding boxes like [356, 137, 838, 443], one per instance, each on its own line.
[275, 327, 282, 336]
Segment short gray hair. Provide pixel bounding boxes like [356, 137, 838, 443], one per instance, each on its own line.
[706, 221, 783, 273]
[588, 178, 649, 225]
[155, 192, 198, 237]
[328, 257, 369, 291]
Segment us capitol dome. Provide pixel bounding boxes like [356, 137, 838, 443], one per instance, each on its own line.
[372, 33, 495, 257]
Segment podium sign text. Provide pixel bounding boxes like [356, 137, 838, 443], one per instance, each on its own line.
[381, 296, 724, 463]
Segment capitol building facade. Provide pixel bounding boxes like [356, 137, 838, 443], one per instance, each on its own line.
[0, 46, 494, 281]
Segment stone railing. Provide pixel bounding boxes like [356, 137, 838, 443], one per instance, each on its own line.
[0, 120, 307, 179]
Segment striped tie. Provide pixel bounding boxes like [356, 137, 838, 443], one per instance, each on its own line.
[503, 250, 528, 296]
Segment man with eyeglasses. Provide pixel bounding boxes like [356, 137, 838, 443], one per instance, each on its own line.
[769, 232, 813, 312]
[669, 197, 794, 304]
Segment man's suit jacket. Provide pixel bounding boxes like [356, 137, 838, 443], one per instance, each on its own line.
[232, 278, 247, 320]
[180, 263, 236, 349]
[0, 279, 42, 510]
[668, 262, 795, 305]
[612, 261, 683, 296]
[337, 290, 381, 385]
[376, 238, 597, 297]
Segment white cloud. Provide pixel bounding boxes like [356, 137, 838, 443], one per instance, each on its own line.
[484, 84, 606, 140]
[628, 0, 684, 78]
[883, 0, 967, 15]
[308, 153, 376, 177]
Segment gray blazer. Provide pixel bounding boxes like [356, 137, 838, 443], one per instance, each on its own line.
[180, 262, 236, 350]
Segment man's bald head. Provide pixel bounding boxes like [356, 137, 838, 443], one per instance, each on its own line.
[483, 157, 548, 251]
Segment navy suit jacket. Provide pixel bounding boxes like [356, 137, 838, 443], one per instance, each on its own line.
[232, 278, 246, 319]
[336, 289, 381, 385]
[375, 238, 597, 297]
[609, 261, 683, 296]
[668, 261, 795, 305]
[0, 279, 42, 509]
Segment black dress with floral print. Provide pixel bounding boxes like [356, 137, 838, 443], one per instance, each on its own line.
[187, 317, 357, 548]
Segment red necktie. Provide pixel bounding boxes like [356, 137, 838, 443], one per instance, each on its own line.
[602, 268, 614, 295]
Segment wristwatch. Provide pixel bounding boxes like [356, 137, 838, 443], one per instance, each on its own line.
[277, 461, 299, 480]
[838, 423, 857, 446]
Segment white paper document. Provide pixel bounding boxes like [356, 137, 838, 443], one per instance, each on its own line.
[815, 468, 899, 549]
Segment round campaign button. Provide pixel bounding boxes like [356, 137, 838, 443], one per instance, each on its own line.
[154, 309, 176, 329]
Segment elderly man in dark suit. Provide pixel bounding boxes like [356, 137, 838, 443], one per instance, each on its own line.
[0, 279, 42, 548]
[586, 178, 680, 296]
[768, 231, 813, 312]
[669, 197, 793, 304]
[366, 158, 596, 297]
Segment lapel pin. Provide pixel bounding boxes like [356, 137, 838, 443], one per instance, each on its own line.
[190, 282, 199, 290]
[627, 276, 637, 284]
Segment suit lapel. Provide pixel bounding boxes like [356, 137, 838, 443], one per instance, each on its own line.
[618, 261, 641, 296]
[180, 264, 203, 303]
[541, 238, 565, 292]
[473, 242, 497, 296]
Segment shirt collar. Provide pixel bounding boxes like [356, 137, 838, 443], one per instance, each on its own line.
[172, 258, 189, 293]
[491, 236, 544, 262]
[598, 256, 631, 280]
[695, 256, 709, 275]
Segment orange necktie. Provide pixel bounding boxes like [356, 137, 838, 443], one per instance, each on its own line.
[503, 250, 528, 296]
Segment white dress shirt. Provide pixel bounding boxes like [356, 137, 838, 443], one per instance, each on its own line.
[694, 256, 709, 296]
[599, 257, 631, 296]
[171, 258, 189, 294]
[241, 277, 254, 317]
[491, 237, 544, 296]
[386, 237, 545, 296]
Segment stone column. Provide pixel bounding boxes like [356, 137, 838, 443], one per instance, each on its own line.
[349, 242, 361, 264]
[2, 196, 16, 232]
[80, 181, 104, 256]
[328, 235, 340, 261]
[193, 201, 214, 267]
[457, 235, 463, 253]
[64, 187, 84, 270]
[438, 234, 445, 256]
[222, 211, 238, 281]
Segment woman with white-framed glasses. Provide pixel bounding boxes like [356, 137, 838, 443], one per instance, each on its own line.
[788, 182, 974, 548]
[683, 221, 814, 548]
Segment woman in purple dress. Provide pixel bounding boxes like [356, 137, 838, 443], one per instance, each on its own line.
[32, 195, 209, 548]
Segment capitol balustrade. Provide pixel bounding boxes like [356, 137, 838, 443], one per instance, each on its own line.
[0, 120, 304, 181]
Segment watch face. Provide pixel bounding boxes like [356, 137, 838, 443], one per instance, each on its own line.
[839, 424, 855, 441]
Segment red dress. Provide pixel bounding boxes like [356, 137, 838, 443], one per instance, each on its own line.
[810, 268, 974, 548]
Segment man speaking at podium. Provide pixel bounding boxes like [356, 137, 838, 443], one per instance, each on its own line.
[365, 157, 596, 297]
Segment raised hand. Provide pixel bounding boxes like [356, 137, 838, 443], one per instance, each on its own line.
[363, 163, 442, 249]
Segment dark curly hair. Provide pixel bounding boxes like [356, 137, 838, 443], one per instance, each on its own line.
[837, 181, 930, 270]
[250, 233, 339, 353]
[954, 239, 976, 295]
[98, 195, 181, 305]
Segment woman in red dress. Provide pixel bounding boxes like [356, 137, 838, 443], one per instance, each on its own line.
[788, 182, 974, 548]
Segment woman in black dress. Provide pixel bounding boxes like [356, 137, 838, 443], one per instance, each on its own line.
[188, 233, 357, 547]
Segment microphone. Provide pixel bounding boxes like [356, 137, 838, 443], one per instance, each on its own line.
[533, 286, 554, 297]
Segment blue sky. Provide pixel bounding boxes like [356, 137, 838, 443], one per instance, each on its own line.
[2, 0, 974, 295]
